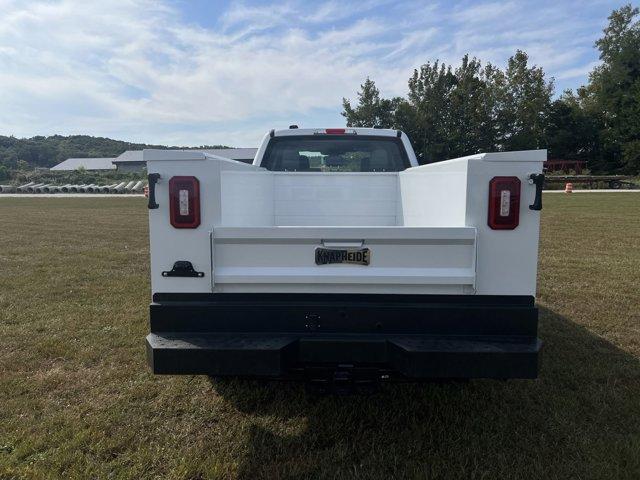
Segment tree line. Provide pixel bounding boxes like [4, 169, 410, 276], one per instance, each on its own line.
[0, 134, 228, 181]
[342, 4, 640, 174]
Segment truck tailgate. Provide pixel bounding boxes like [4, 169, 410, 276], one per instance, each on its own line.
[212, 226, 476, 293]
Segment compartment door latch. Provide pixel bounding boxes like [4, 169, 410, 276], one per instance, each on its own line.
[147, 173, 161, 210]
[528, 173, 544, 211]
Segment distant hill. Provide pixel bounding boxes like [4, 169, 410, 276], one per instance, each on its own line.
[0, 135, 228, 169]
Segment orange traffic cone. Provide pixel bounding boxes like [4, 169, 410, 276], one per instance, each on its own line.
[564, 182, 573, 193]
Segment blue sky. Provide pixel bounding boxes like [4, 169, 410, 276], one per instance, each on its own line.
[0, 0, 621, 147]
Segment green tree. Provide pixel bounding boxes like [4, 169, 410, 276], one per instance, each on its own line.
[579, 4, 640, 173]
[405, 61, 456, 162]
[0, 134, 231, 171]
[342, 78, 399, 128]
[499, 50, 554, 151]
[404, 56, 505, 161]
[16, 160, 29, 171]
[546, 91, 600, 162]
[449, 55, 503, 156]
[341, 52, 554, 164]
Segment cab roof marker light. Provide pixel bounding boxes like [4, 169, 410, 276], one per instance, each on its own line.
[313, 128, 358, 135]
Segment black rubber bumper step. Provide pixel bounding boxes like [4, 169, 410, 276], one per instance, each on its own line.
[388, 336, 542, 379]
[146, 333, 542, 379]
[146, 333, 297, 376]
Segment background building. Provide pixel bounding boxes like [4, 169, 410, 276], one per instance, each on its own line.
[50, 157, 117, 171]
[112, 148, 258, 172]
[51, 148, 258, 172]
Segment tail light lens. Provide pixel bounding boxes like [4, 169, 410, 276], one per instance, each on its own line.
[488, 176, 520, 230]
[169, 176, 200, 228]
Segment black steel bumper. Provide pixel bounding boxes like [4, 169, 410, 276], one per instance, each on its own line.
[146, 293, 542, 380]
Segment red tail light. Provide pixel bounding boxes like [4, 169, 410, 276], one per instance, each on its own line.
[488, 176, 520, 230]
[169, 176, 200, 228]
[325, 128, 346, 134]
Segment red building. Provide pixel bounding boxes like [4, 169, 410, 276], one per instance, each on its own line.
[544, 159, 586, 174]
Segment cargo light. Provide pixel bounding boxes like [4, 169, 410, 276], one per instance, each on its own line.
[169, 176, 200, 228]
[314, 128, 357, 135]
[488, 176, 520, 230]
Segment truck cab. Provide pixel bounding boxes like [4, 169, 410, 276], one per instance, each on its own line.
[145, 127, 544, 384]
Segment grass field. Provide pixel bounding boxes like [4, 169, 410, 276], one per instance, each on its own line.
[1, 194, 639, 479]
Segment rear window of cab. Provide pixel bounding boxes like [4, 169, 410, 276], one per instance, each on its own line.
[260, 135, 410, 172]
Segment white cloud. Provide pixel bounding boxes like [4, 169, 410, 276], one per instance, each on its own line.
[0, 0, 416, 144]
[453, 1, 518, 24]
[0, 0, 610, 146]
[556, 61, 600, 80]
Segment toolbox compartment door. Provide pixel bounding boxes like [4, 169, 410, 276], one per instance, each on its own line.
[211, 226, 476, 294]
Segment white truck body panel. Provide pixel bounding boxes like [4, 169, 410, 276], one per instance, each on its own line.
[146, 129, 544, 297]
[145, 128, 545, 381]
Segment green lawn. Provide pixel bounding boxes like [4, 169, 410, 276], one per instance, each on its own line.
[0, 194, 639, 479]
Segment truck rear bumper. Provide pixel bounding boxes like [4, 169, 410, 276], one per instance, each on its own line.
[147, 333, 541, 379]
[147, 293, 542, 380]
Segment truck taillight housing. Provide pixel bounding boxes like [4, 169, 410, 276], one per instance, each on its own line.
[169, 176, 200, 228]
[488, 176, 520, 230]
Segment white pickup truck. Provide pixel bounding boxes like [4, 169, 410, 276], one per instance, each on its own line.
[145, 127, 545, 385]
